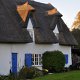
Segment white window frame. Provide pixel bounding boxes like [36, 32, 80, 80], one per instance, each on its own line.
[32, 54, 42, 66]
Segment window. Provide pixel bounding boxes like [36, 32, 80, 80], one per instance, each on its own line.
[53, 25, 59, 40]
[27, 19, 35, 41]
[28, 29, 35, 41]
[32, 54, 42, 66]
[55, 33, 59, 40]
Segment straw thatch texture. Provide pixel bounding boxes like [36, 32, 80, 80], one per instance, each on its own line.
[29, 1, 77, 45]
[57, 18, 78, 46]
[0, 0, 32, 43]
[0, 0, 77, 45]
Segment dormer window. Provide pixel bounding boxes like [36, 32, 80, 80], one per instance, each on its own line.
[55, 33, 59, 40]
[53, 25, 59, 40]
[27, 19, 35, 41]
[28, 29, 35, 41]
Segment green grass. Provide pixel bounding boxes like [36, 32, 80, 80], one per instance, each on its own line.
[33, 70, 80, 80]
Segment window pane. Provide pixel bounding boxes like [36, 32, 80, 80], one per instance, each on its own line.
[35, 58, 38, 61]
[35, 61, 38, 65]
[32, 61, 34, 65]
[32, 54, 42, 66]
[39, 54, 41, 57]
[35, 54, 38, 57]
[39, 57, 42, 65]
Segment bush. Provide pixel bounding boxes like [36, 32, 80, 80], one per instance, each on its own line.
[42, 50, 65, 72]
[18, 66, 43, 79]
[18, 66, 35, 79]
[32, 67, 43, 77]
[0, 75, 19, 80]
[42, 69, 48, 75]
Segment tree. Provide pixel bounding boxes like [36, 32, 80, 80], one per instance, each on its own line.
[71, 11, 80, 30]
[71, 29, 80, 48]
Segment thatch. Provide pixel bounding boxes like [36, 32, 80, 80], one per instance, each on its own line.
[28, 1, 59, 44]
[0, 0, 77, 45]
[0, 0, 32, 43]
[17, 2, 35, 22]
[57, 18, 78, 46]
[16, 0, 27, 5]
[28, 1, 77, 45]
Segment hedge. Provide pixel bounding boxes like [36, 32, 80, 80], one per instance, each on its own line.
[42, 50, 65, 72]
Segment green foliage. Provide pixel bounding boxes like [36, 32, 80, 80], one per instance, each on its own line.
[0, 67, 43, 80]
[18, 66, 35, 79]
[18, 66, 43, 79]
[42, 69, 48, 75]
[42, 50, 65, 72]
[0, 75, 19, 80]
[0, 76, 6, 80]
[33, 70, 80, 80]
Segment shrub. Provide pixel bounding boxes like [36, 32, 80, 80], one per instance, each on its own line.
[0, 75, 19, 80]
[18, 66, 35, 79]
[42, 69, 48, 75]
[32, 67, 43, 77]
[18, 66, 43, 79]
[42, 50, 65, 72]
[0, 76, 6, 80]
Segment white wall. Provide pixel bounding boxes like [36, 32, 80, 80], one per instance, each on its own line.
[0, 43, 71, 75]
[0, 44, 11, 75]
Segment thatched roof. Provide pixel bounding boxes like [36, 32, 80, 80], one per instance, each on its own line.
[57, 18, 78, 46]
[16, 0, 27, 5]
[28, 1, 77, 45]
[0, 0, 77, 45]
[0, 0, 32, 43]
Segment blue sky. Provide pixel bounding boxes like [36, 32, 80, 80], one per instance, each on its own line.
[35, 0, 80, 28]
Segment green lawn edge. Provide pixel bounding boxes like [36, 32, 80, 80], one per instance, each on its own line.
[33, 70, 80, 80]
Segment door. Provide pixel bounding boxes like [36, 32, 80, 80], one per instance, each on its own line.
[25, 54, 32, 67]
[12, 53, 17, 73]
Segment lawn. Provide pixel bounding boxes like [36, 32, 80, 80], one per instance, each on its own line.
[33, 70, 80, 80]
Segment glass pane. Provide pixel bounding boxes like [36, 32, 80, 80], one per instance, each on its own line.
[39, 61, 42, 65]
[35, 61, 38, 65]
[35, 54, 38, 57]
[32, 61, 34, 65]
[39, 54, 41, 57]
[35, 58, 38, 61]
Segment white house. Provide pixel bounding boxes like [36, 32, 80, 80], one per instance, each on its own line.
[0, 0, 77, 75]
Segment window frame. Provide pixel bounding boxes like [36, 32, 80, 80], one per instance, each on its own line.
[32, 54, 42, 66]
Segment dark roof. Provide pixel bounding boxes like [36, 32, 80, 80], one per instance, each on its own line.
[57, 18, 78, 46]
[16, 0, 27, 5]
[28, 1, 77, 45]
[0, 0, 32, 43]
[0, 0, 77, 45]
[28, 1, 61, 44]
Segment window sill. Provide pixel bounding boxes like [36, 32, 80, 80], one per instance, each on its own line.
[32, 65, 42, 67]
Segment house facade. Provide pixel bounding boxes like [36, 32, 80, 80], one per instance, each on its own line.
[0, 0, 77, 75]
[0, 42, 71, 75]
